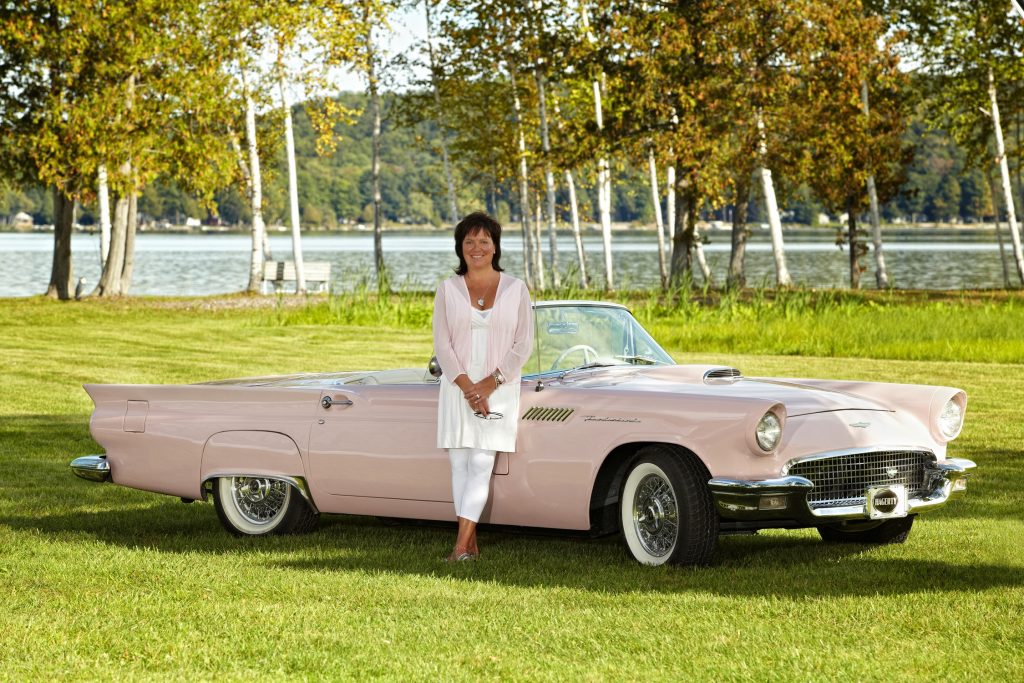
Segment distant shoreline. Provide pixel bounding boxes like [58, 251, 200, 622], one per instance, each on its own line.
[0, 221, 1006, 236]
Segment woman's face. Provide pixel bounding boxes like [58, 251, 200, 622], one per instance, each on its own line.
[462, 229, 495, 270]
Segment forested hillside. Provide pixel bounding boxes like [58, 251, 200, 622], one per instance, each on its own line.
[2, 91, 1019, 230]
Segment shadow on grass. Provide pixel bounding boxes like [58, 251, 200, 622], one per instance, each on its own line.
[4, 417, 1018, 598]
[2, 497, 1020, 599]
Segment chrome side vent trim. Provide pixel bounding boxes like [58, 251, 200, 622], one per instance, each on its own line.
[523, 406, 575, 422]
[704, 367, 742, 384]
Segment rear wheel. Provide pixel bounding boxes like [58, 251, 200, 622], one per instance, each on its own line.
[213, 476, 318, 536]
[619, 446, 717, 566]
[817, 516, 915, 545]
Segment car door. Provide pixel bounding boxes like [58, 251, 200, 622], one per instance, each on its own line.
[307, 383, 452, 502]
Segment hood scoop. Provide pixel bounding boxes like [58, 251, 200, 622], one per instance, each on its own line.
[703, 367, 743, 384]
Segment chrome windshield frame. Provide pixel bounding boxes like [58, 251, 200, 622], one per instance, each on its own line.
[523, 301, 675, 380]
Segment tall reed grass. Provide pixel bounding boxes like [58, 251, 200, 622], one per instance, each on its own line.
[266, 283, 1024, 364]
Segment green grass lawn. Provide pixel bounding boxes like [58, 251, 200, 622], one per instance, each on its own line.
[1, 292, 1022, 681]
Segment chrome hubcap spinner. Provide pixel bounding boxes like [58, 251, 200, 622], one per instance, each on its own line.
[633, 473, 678, 557]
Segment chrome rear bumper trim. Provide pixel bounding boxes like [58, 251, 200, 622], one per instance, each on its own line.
[70, 455, 111, 482]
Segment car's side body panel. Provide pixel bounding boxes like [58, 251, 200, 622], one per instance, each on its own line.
[82, 366, 967, 532]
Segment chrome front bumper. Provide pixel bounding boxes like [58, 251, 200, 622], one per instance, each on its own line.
[708, 457, 976, 523]
[70, 455, 111, 482]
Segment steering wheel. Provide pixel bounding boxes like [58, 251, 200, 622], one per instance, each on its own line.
[550, 344, 600, 371]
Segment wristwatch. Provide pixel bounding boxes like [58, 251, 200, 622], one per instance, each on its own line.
[492, 369, 506, 386]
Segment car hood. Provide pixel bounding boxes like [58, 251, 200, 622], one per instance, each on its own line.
[196, 365, 891, 417]
[560, 364, 891, 417]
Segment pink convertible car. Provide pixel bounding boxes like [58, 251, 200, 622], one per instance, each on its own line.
[71, 300, 974, 566]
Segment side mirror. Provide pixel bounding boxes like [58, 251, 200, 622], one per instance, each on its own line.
[428, 356, 443, 378]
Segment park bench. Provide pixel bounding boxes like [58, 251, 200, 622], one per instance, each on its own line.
[261, 261, 332, 294]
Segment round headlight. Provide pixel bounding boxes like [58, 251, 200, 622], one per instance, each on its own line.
[755, 411, 782, 451]
[938, 398, 963, 439]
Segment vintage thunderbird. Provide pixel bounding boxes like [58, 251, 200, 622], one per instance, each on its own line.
[71, 300, 974, 566]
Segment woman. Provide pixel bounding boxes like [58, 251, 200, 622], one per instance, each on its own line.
[433, 211, 534, 562]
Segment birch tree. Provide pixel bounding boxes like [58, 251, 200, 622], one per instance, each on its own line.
[912, 0, 1024, 285]
[242, 72, 268, 293]
[424, 0, 459, 224]
[579, 2, 614, 290]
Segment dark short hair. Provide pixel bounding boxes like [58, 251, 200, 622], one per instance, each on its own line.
[453, 211, 504, 275]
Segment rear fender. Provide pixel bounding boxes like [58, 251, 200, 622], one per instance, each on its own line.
[200, 431, 316, 509]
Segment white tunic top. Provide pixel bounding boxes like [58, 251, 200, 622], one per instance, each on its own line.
[437, 308, 520, 451]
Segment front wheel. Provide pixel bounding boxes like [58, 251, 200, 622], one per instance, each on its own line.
[213, 476, 318, 536]
[817, 515, 915, 545]
[619, 446, 717, 566]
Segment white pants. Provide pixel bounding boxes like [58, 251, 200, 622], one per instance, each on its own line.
[449, 448, 496, 523]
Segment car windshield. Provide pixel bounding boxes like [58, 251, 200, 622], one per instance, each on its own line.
[523, 303, 675, 377]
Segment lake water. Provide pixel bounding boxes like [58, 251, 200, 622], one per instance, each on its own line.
[0, 229, 1015, 297]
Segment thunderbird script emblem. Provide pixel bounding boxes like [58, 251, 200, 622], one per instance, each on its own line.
[849, 421, 871, 428]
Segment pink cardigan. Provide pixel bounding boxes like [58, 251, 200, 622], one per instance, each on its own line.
[432, 273, 534, 385]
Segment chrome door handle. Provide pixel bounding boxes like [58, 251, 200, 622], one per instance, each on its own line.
[321, 396, 353, 409]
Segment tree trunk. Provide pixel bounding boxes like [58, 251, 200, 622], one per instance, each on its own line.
[97, 193, 128, 297]
[244, 89, 266, 294]
[666, 109, 678, 264]
[728, 174, 751, 288]
[533, 190, 545, 288]
[989, 68, 1024, 285]
[580, 4, 612, 290]
[861, 81, 889, 288]
[552, 99, 586, 287]
[756, 111, 792, 287]
[666, 160, 675, 261]
[119, 190, 137, 294]
[425, 0, 458, 224]
[281, 75, 306, 294]
[669, 166, 695, 289]
[647, 146, 668, 289]
[693, 226, 712, 285]
[46, 187, 74, 300]
[565, 170, 588, 288]
[366, 28, 385, 294]
[847, 198, 861, 289]
[510, 68, 534, 289]
[97, 165, 111, 269]
[988, 166, 1012, 288]
[534, 67, 560, 288]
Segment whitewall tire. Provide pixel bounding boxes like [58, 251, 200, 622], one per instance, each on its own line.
[619, 446, 717, 567]
[213, 476, 318, 536]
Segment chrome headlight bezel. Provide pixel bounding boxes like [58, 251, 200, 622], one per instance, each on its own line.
[755, 410, 783, 452]
[938, 397, 965, 440]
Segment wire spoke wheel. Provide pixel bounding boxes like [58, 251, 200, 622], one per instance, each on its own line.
[213, 475, 318, 537]
[632, 473, 679, 557]
[619, 446, 716, 566]
[230, 477, 289, 526]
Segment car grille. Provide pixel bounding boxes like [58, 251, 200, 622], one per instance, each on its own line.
[787, 450, 936, 509]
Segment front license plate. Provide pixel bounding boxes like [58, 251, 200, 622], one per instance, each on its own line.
[866, 484, 907, 519]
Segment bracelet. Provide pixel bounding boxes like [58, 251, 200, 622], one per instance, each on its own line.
[492, 369, 505, 386]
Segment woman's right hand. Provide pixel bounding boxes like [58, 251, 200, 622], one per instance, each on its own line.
[455, 375, 492, 414]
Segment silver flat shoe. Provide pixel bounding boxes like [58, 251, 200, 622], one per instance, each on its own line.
[445, 547, 475, 563]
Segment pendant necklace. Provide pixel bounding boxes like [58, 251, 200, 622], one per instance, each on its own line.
[471, 276, 496, 309]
